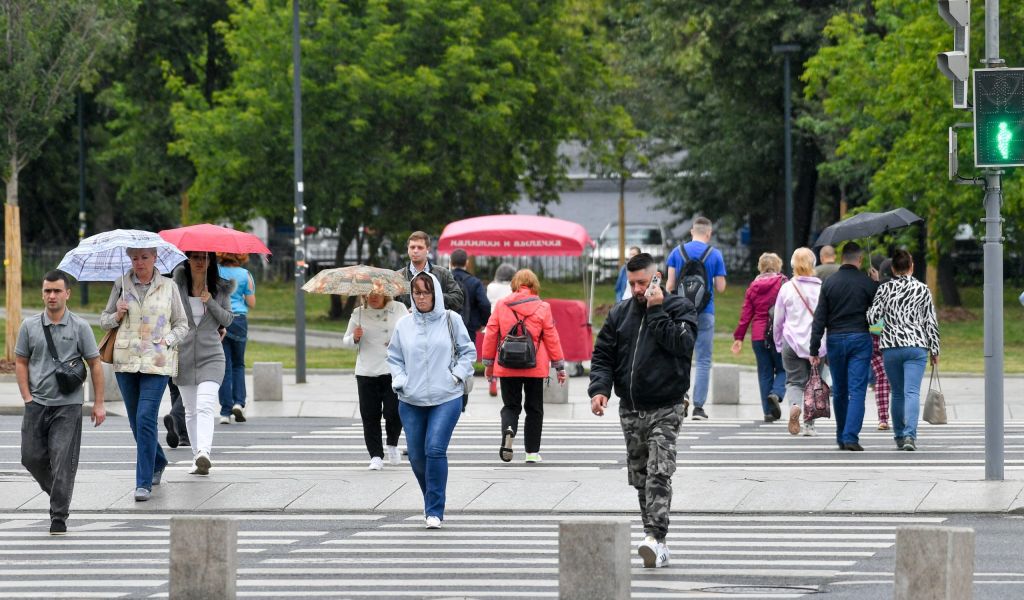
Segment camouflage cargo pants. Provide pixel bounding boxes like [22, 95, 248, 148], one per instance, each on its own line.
[619, 403, 684, 542]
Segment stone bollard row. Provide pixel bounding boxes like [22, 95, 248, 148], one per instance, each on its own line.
[170, 516, 238, 600]
[894, 526, 974, 600]
[711, 363, 739, 405]
[559, 519, 631, 600]
[252, 361, 283, 402]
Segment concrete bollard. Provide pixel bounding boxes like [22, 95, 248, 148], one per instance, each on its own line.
[252, 362, 283, 402]
[711, 364, 740, 405]
[894, 526, 974, 600]
[169, 516, 238, 600]
[544, 367, 569, 404]
[559, 519, 631, 600]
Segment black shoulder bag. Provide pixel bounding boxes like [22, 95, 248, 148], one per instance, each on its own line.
[497, 297, 540, 370]
[41, 314, 88, 395]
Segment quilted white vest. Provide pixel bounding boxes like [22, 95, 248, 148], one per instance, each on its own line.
[113, 276, 179, 377]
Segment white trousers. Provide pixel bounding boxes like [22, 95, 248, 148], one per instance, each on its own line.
[178, 381, 220, 457]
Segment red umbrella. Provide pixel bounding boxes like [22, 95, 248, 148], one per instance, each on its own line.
[436, 215, 593, 257]
[159, 223, 271, 255]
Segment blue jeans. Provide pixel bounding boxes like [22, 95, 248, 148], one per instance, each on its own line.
[115, 372, 169, 490]
[692, 312, 715, 408]
[398, 398, 462, 520]
[882, 347, 928, 441]
[219, 315, 248, 416]
[826, 333, 873, 445]
[752, 340, 786, 415]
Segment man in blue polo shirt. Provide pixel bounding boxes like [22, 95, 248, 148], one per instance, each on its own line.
[665, 217, 727, 420]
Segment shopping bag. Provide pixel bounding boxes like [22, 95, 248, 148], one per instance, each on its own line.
[803, 364, 831, 420]
[923, 364, 947, 425]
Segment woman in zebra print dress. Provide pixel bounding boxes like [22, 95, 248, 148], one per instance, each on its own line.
[866, 250, 940, 452]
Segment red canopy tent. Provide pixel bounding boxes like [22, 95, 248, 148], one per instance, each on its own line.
[437, 215, 593, 257]
[438, 215, 596, 363]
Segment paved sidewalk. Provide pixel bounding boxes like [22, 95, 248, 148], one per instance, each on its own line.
[2, 369, 1023, 515]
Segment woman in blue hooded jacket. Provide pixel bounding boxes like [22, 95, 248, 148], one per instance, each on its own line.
[388, 272, 476, 529]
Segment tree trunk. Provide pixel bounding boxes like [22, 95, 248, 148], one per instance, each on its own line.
[327, 221, 360, 320]
[5, 157, 23, 360]
[937, 252, 961, 307]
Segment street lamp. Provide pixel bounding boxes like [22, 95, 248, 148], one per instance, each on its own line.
[772, 43, 800, 267]
[292, 0, 307, 383]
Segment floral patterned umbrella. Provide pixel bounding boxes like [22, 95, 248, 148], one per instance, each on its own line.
[301, 265, 408, 298]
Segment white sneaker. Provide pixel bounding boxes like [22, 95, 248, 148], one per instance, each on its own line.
[219, 416, 230, 425]
[188, 462, 200, 475]
[637, 536, 658, 568]
[524, 453, 543, 463]
[801, 421, 817, 436]
[655, 543, 671, 567]
[368, 457, 384, 471]
[386, 446, 402, 466]
[194, 450, 211, 475]
[425, 516, 442, 529]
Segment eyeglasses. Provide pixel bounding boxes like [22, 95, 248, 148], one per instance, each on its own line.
[412, 291, 432, 297]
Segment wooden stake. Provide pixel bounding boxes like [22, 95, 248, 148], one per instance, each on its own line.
[4, 203, 22, 361]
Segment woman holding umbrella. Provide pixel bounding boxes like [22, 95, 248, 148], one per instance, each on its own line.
[100, 247, 189, 502]
[343, 289, 409, 470]
[171, 252, 235, 474]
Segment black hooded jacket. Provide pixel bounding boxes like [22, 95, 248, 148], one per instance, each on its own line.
[588, 290, 698, 411]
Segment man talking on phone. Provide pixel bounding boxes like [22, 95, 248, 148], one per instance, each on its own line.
[588, 253, 697, 568]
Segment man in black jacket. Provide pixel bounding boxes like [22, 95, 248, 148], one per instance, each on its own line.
[449, 248, 491, 334]
[809, 242, 879, 451]
[589, 253, 697, 569]
[395, 231, 464, 311]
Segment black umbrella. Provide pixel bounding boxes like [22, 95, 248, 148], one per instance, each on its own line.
[813, 208, 924, 248]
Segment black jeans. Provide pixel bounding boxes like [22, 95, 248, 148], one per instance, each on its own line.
[168, 383, 187, 441]
[21, 402, 82, 521]
[355, 375, 402, 458]
[500, 376, 545, 453]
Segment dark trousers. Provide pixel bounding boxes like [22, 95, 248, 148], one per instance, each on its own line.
[219, 315, 248, 416]
[21, 402, 83, 521]
[355, 375, 402, 458]
[500, 376, 545, 453]
[168, 383, 187, 442]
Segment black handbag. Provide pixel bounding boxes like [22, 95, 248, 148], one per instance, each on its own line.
[41, 315, 87, 395]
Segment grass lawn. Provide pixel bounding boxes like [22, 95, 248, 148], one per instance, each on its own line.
[4, 276, 1021, 373]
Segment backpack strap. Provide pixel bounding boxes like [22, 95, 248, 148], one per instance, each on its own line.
[679, 244, 691, 262]
[699, 245, 714, 262]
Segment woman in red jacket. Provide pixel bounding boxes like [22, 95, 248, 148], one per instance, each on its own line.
[731, 253, 788, 422]
[482, 269, 567, 463]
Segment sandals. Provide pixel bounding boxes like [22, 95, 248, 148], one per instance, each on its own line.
[500, 426, 515, 462]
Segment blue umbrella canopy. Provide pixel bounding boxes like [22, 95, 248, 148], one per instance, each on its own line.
[57, 229, 187, 281]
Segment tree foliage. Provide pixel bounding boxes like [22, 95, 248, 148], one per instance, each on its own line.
[802, 1, 1024, 298]
[170, 0, 611, 267]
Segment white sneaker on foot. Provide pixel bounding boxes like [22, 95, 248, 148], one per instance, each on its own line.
[801, 421, 817, 436]
[194, 450, 211, 475]
[655, 542, 671, 567]
[637, 536, 658, 568]
[524, 453, 543, 463]
[368, 457, 384, 471]
[231, 404, 246, 423]
[188, 462, 200, 475]
[425, 516, 442, 529]
[219, 415, 230, 425]
[386, 446, 402, 465]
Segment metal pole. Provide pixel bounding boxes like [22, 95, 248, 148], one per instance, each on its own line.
[292, 0, 307, 384]
[77, 93, 88, 305]
[782, 54, 794, 266]
[983, 0, 1003, 480]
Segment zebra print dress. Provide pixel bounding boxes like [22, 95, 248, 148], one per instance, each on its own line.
[866, 275, 940, 356]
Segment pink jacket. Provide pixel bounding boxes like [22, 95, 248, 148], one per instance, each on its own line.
[481, 288, 565, 379]
[773, 276, 826, 358]
[734, 272, 787, 342]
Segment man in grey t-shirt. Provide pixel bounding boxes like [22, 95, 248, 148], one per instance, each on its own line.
[15, 271, 105, 535]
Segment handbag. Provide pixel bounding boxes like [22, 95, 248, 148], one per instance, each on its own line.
[923, 363, 947, 425]
[445, 311, 474, 395]
[97, 326, 118, 364]
[41, 315, 88, 395]
[497, 297, 540, 369]
[803, 364, 831, 420]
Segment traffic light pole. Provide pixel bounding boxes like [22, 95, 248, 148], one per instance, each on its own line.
[292, 0, 307, 384]
[982, 0, 1004, 480]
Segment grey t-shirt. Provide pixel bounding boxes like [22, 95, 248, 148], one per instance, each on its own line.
[15, 310, 99, 406]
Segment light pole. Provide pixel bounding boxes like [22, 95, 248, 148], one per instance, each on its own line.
[76, 92, 89, 305]
[773, 43, 800, 266]
[292, 0, 307, 383]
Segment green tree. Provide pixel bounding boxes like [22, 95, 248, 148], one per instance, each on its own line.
[169, 0, 611, 309]
[802, 1, 1024, 305]
[1, 0, 133, 359]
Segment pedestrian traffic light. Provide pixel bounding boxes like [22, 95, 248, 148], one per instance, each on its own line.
[973, 68, 1024, 168]
[937, 0, 970, 109]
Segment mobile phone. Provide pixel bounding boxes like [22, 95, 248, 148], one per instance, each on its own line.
[645, 274, 662, 298]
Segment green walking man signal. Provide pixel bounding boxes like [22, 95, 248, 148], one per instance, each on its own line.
[974, 68, 1024, 168]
